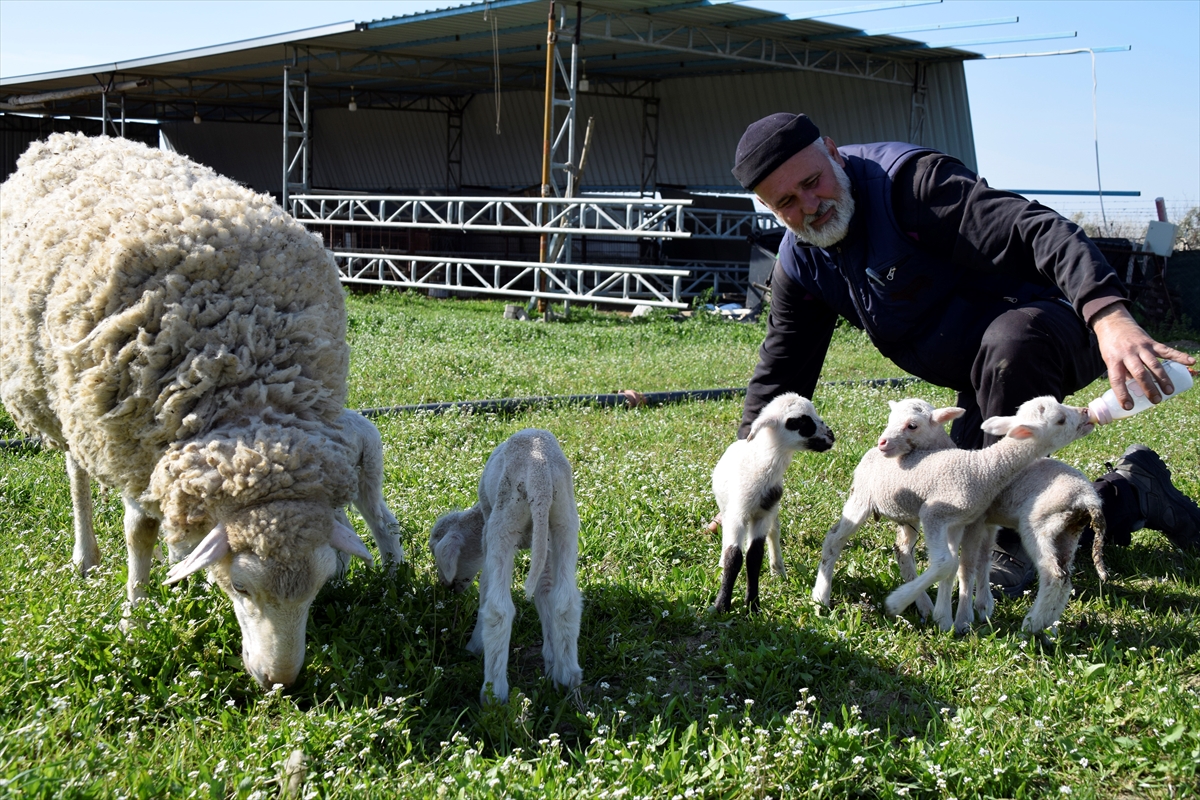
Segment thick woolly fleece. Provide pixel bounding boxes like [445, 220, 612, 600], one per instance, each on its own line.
[0, 133, 353, 552]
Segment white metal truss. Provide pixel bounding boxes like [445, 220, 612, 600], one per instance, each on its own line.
[329, 251, 689, 308]
[290, 194, 693, 238]
[281, 65, 310, 206]
[681, 207, 780, 240]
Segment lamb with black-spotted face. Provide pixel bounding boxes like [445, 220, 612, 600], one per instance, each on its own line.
[710, 393, 834, 613]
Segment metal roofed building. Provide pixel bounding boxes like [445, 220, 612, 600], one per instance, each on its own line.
[0, 0, 981, 192]
[0, 0, 984, 307]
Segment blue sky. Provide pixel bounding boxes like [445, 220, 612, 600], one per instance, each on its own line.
[2, 0, 1197, 223]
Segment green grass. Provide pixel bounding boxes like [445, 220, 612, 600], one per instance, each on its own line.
[1, 290, 1197, 799]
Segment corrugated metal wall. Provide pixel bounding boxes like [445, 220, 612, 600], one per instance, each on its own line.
[162, 120, 282, 195]
[149, 61, 974, 195]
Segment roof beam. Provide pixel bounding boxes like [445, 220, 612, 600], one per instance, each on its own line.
[807, 16, 1018, 42]
[979, 45, 1131, 60]
[579, 9, 918, 85]
[724, 0, 943, 27]
[870, 30, 1076, 53]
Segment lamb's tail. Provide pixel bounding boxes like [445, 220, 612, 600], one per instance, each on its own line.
[1089, 507, 1109, 583]
[524, 494, 551, 600]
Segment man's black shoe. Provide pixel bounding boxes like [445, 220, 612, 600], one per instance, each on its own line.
[1110, 444, 1200, 551]
[989, 534, 1036, 598]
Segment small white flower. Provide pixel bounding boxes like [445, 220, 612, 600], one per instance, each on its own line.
[1059, 787, 1072, 795]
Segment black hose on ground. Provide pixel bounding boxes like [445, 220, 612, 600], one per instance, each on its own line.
[1, 377, 922, 452]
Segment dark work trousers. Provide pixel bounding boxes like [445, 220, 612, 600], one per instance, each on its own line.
[943, 299, 1142, 547]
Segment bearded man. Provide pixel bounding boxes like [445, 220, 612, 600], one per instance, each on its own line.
[731, 112, 1199, 593]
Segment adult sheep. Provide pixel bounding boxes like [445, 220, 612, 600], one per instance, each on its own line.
[0, 133, 401, 688]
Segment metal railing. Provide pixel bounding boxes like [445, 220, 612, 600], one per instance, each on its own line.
[331, 250, 690, 309]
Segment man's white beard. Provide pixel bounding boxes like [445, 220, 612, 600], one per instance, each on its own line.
[784, 157, 855, 248]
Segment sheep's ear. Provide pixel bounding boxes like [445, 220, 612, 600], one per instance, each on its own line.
[331, 519, 374, 567]
[980, 414, 1016, 437]
[1004, 424, 1036, 440]
[433, 529, 463, 585]
[931, 406, 965, 426]
[981, 415, 1037, 439]
[887, 400, 900, 411]
[164, 523, 230, 585]
[748, 413, 775, 441]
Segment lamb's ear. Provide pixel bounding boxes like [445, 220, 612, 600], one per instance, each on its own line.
[980, 415, 1037, 439]
[980, 414, 1015, 437]
[1004, 424, 1036, 440]
[433, 529, 463, 585]
[331, 519, 374, 567]
[164, 523, 230, 585]
[932, 406, 966, 426]
[748, 413, 776, 441]
[887, 400, 900, 411]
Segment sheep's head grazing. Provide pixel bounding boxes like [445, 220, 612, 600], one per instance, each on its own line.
[164, 500, 374, 689]
[747, 392, 835, 452]
[429, 506, 486, 593]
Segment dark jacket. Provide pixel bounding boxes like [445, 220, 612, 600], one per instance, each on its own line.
[739, 143, 1127, 436]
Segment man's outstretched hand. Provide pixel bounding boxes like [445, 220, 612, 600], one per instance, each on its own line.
[1091, 303, 1196, 409]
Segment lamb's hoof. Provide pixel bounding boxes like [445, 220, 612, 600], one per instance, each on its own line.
[883, 594, 906, 617]
[915, 595, 934, 620]
[118, 606, 148, 633]
[953, 621, 972, 637]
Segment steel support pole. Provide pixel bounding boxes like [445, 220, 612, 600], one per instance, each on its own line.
[537, 0, 558, 310]
[282, 64, 310, 209]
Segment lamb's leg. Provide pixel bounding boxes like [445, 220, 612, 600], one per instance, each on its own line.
[929, 525, 965, 632]
[893, 523, 933, 621]
[954, 521, 992, 635]
[353, 468, 405, 567]
[811, 492, 870, 607]
[712, 513, 745, 613]
[332, 509, 355, 579]
[766, 514, 786, 578]
[972, 525, 997, 622]
[1022, 519, 1081, 633]
[478, 514, 519, 704]
[118, 494, 161, 631]
[887, 522, 961, 631]
[466, 561, 490, 656]
[536, 508, 582, 691]
[744, 536, 766, 614]
[66, 453, 100, 576]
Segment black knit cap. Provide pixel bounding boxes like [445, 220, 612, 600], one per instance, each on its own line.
[731, 113, 821, 190]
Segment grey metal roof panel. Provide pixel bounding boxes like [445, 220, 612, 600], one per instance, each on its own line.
[1, 0, 979, 194]
[0, 22, 359, 85]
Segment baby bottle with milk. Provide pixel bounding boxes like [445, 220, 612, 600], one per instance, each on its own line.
[1087, 360, 1194, 424]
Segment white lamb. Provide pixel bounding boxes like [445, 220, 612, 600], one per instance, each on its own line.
[0, 134, 402, 689]
[877, 396, 1095, 631]
[711, 393, 835, 613]
[954, 458, 1108, 635]
[811, 399, 963, 617]
[429, 429, 582, 703]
